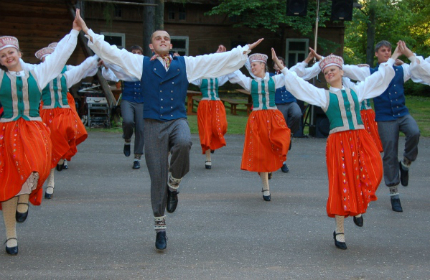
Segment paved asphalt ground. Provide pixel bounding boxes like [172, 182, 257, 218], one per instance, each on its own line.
[1, 131, 429, 279]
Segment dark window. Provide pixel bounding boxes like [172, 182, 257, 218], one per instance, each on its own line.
[105, 36, 122, 47]
[171, 39, 186, 49]
[289, 41, 306, 51]
[178, 5, 186, 20]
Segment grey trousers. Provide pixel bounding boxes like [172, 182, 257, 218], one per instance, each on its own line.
[121, 100, 145, 155]
[276, 102, 302, 134]
[378, 114, 420, 187]
[144, 118, 192, 217]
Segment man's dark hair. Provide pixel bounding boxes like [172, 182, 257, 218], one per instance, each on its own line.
[272, 56, 285, 67]
[375, 40, 392, 52]
[129, 45, 143, 53]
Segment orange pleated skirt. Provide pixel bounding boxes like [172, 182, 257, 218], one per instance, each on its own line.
[326, 129, 382, 218]
[40, 94, 88, 168]
[0, 119, 52, 207]
[241, 109, 290, 172]
[197, 100, 227, 154]
[360, 109, 383, 152]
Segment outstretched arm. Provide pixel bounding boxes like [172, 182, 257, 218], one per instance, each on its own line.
[184, 38, 263, 82]
[75, 9, 143, 79]
[65, 55, 99, 88]
[33, 10, 80, 90]
[227, 70, 252, 92]
[272, 48, 327, 108]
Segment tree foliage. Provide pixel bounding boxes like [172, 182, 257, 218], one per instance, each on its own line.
[207, 0, 332, 35]
[344, 0, 430, 65]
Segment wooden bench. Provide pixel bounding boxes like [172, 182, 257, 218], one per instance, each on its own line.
[220, 98, 252, 115]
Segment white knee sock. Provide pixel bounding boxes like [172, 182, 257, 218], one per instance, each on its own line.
[2, 197, 18, 247]
[46, 169, 55, 194]
[335, 215, 345, 242]
[58, 159, 64, 166]
[17, 194, 29, 213]
[260, 172, 270, 196]
[168, 173, 181, 192]
[205, 150, 211, 162]
[154, 216, 166, 232]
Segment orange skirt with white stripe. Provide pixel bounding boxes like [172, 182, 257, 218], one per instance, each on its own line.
[360, 109, 383, 152]
[326, 129, 382, 218]
[41, 105, 88, 168]
[197, 100, 227, 154]
[0, 119, 52, 206]
[241, 109, 290, 172]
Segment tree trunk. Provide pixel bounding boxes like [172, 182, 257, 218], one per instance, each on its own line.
[143, 0, 156, 56]
[366, 1, 376, 67]
[155, 0, 164, 30]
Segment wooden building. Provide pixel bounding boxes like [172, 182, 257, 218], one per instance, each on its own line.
[0, 0, 346, 96]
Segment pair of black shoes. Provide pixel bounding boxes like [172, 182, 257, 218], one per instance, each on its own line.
[16, 203, 28, 223]
[166, 189, 179, 213]
[333, 231, 347, 250]
[155, 231, 167, 250]
[391, 197, 403, 212]
[399, 161, 409, 187]
[5, 238, 18, 255]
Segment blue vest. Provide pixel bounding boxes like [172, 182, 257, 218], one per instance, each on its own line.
[371, 65, 409, 121]
[269, 72, 296, 104]
[141, 56, 188, 120]
[122, 81, 144, 103]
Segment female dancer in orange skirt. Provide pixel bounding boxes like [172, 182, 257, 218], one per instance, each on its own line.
[191, 75, 229, 169]
[228, 54, 291, 201]
[0, 18, 79, 255]
[272, 45, 401, 249]
[360, 99, 383, 152]
[33, 46, 98, 199]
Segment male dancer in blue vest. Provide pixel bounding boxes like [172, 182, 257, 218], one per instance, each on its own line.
[120, 45, 145, 169]
[74, 10, 262, 250]
[343, 40, 421, 213]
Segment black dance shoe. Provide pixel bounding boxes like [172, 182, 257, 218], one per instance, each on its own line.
[353, 215, 364, 227]
[5, 238, 18, 256]
[262, 189, 271, 201]
[123, 144, 131, 157]
[281, 163, 289, 173]
[391, 197, 403, 212]
[132, 161, 140, 169]
[63, 160, 68, 170]
[333, 231, 347, 250]
[16, 203, 28, 223]
[268, 172, 272, 180]
[399, 161, 409, 187]
[155, 232, 167, 250]
[166, 189, 179, 213]
[45, 192, 53, 199]
[210, 150, 215, 154]
[205, 161, 211, 169]
[56, 162, 65, 171]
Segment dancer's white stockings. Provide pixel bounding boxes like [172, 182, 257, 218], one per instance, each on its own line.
[2, 197, 18, 247]
[205, 150, 211, 162]
[46, 168, 55, 195]
[260, 172, 270, 196]
[335, 215, 345, 242]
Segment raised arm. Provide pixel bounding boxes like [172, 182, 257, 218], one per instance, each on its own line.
[342, 64, 371, 82]
[184, 38, 263, 82]
[75, 9, 143, 79]
[33, 14, 80, 90]
[64, 55, 99, 88]
[354, 43, 402, 101]
[272, 48, 327, 108]
[227, 70, 252, 92]
[102, 61, 140, 82]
